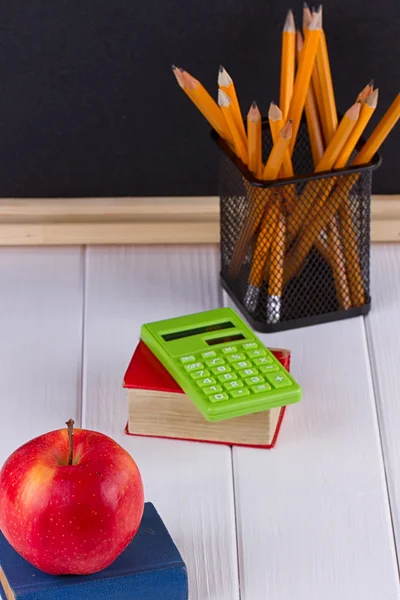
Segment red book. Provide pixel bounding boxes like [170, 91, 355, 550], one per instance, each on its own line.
[123, 341, 291, 449]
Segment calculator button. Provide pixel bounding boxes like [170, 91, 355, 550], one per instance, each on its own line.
[201, 350, 217, 359]
[203, 384, 223, 395]
[212, 365, 231, 375]
[254, 356, 273, 366]
[232, 360, 252, 370]
[245, 375, 265, 386]
[208, 392, 229, 403]
[224, 380, 244, 390]
[184, 362, 204, 372]
[246, 349, 266, 358]
[266, 372, 292, 388]
[252, 383, 272, 393]
[217, 372, 237, 382]
[205, 357, 225, 367]
[239, 368, 258, 378]
[242, 341, 258, 350]
[196, 376, 216, 387]
[180, 355, 196, 364]
[226, 353, 246, 363]
[230, 388, 250, 399]
[221, 346, 238, 354]
[190, 369, 210, 380]
[258, 364, 279, 373]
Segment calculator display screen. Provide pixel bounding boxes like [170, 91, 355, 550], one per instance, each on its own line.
[205, 334, 245, 346]
[161, 321, 235, 342]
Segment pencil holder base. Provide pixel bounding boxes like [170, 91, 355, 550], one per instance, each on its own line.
[221, 275, 371, 333]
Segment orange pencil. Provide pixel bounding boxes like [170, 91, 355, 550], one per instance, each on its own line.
[280, 10, 296, 120]
[247, 102, 263, 178]
[172, 66, 233, 144]
[353, 93, 400, 166]
[218, 66, 247, 151]
[296, 29, 324, 165]
[218, 89, 248, 164]
[314, 5, 338, 143]
[287, 10, 322, 155]
[303, 3, 324, 139]
[357, 80, 374, 103]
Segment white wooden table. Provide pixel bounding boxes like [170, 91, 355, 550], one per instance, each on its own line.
[1, 244, 400, 599]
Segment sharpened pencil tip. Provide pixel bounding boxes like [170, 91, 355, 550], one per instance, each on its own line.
[218, 65, 232, 87]
[367, 88, 379, 108]
[283, 9, 296, 32]
[251, 100, 257, 109]
[218, 88, 231, 107]
[171, 64, 177, 70]
[369, 78, 374, 87]
[303, 1, 309, 7]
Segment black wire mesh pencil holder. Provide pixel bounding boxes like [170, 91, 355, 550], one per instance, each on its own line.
[211, 118, 381, 333]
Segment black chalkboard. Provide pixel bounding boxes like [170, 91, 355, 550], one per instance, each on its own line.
[0, 0, 398, 198]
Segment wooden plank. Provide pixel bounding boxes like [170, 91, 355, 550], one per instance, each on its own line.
[0, 248, 83, 466]
[82, 245, 239, 600]
[365, 245, 400, 567]
[0, 222, 220, 246]
[223, 292, 399, 599]
[0, 195, 398, 245]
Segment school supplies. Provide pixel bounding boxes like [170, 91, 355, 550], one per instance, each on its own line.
[172, 4, 399, 331]
[140, 308, 302, 421]
[123, 339, 292, 448]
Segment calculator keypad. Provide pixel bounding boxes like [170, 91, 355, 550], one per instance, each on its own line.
[217, 372, 237, 382]
[184, 362, 204, 372]
[190, 369, 210, 380]
[201, 350, 217, 359]
[221, 346, 238, 354]
[196, 376, 216, 387]
[211, 365, 231, 375]
[205, 357, 224, 367]
[180, 355, 196, 364]
[181, 340, 292, 407]
[232, 361, 252, 370]
[203, 384, 223, 395]
[226, 353, 246, 363]
[254, 356, 273, 366]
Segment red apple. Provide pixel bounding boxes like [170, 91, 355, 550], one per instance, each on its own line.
[0, 420, 144, 575]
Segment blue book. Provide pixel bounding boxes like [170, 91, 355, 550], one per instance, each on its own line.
[0, 502, 188, 600]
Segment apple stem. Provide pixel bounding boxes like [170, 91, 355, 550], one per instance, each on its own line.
[66, 419, 75, 466]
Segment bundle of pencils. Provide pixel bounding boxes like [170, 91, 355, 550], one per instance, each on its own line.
[172, 4, 400, 323]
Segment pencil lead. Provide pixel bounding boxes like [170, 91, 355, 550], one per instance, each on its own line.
[311, 8, 322, 29]
[348, 102, 362, 120]
[218, 65, 232, 87]
[283, 9, 296, 32]
[218, 88, 231, 107]
[251, 100, 257, 109]
[369, 78, 374, 88]
[268, 101, 282, 121]
[367, 88, 379, 108]
[171, 64, 177, 70]
[303, 3, 313, 29]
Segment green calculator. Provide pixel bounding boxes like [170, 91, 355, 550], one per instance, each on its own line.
[140, 307, 302, 422]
